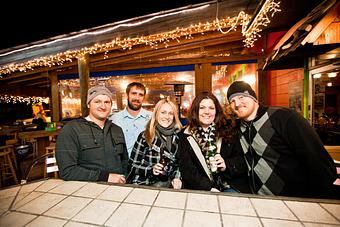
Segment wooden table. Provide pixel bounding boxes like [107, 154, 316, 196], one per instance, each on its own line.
[0, 126, 21, 146]
[18, 130, 60, 157]
[1, 179, 339, 226]
[15, 130, 60, 180]
[0, 127, 21, 136]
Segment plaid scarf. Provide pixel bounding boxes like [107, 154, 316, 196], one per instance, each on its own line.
[192, 123, 217, 171]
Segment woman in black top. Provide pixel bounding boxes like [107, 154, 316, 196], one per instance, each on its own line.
[177, 92, 250, 193]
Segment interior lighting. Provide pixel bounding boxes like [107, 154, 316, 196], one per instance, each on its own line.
[120, 81, 128, 90]
[222, 87, 228, 94]
[328, 72, 337, 78]
[243, 75, 256, 85]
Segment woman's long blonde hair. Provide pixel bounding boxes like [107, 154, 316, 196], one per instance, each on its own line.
[144, 96, 182, 146]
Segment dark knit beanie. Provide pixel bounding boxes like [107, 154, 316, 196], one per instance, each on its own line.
[227, 81, 257, 103]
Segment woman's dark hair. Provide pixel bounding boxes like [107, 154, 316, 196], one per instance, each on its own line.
[187, 92, 237, 142]
[224, 104, 239, 143]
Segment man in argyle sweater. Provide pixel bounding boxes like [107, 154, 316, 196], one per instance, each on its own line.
[227, 81, 337, 199]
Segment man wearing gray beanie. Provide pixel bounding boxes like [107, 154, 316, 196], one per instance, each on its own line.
[227, 80, 337, 199]
[86, 85, 113, 105]
[56, 85, 128, 184]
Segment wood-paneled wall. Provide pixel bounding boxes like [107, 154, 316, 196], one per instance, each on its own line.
[267, 68, 304, 107]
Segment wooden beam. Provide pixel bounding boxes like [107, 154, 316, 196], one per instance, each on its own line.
[108, 40, 244, 66]
[25, 80, 50, 86]
[7, 73, 49, 84]
[273, 16, 310, 51]
[90, 32, 243, 68]
[49, 71, 60, 122]
[93, 54, 259, 72]
[301, 1, 340, 45]
[78, 54, 90, 117]
[195, 64, 204, 94]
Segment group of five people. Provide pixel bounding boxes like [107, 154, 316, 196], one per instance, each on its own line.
[56, 81, 338, 199]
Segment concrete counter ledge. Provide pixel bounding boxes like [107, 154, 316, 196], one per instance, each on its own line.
[1, 179, 339, 226]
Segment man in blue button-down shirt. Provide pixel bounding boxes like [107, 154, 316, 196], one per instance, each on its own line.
[110, 82, 152, 157]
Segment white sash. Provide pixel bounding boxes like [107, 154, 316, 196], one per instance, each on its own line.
[186, 136, 222, 180]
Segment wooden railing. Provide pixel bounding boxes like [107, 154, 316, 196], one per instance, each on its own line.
[325, 146, 340, 161]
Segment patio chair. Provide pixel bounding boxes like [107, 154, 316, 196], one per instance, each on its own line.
[21, 152, 59, 184]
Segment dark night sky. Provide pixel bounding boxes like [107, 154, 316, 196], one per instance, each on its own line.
[0, 0, 210, 50]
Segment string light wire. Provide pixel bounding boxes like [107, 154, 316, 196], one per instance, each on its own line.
[0, 1, 280, 76]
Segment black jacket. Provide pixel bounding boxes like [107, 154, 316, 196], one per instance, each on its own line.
[177, 127, 250, 193]
[56, 118, 128, 182]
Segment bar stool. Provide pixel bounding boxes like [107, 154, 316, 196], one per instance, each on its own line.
[0, 145, 19, 187]
[5, 132, 19, 168]
[44, 143, 58, 179]
[26, 138, 38, 158]
[5, 132, 19, 146]
[45, 143, 56, 155]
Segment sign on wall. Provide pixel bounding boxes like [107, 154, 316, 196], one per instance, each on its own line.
[288, 80, 303, 115]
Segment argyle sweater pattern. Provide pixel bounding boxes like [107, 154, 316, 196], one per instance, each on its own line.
[239, 105, 336, 198]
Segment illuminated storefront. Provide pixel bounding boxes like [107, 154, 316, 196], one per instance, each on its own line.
[59, 61, 257, 119]
[312, 72, 340, 145]
[59, 66, 195, 119]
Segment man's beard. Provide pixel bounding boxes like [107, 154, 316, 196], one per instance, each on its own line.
[128, 100, 142, 111]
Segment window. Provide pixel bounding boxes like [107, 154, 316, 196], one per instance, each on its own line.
[59, 66, 195, 119]
[212, 61, 257, 107]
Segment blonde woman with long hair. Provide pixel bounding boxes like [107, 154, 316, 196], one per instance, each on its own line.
[127, 96, 183, 189]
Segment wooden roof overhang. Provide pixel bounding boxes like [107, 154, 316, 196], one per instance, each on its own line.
[0, 0, 319, 96]
[0, 0, 270, 96]
[263, 0, 340, 71]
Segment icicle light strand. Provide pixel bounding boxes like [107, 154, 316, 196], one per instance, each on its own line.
[0, 1, 280, 76]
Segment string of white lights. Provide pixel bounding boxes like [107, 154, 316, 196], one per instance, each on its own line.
[0, 0, 281, 76]
[242, 0, 281, 47]
[0, 5, 209, 58]
[0, 95, 49, 104]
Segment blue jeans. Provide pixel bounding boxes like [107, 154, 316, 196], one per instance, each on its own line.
[223, 187, 238, 193]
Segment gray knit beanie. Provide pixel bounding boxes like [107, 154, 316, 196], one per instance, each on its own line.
[87, 86, 112, 105]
